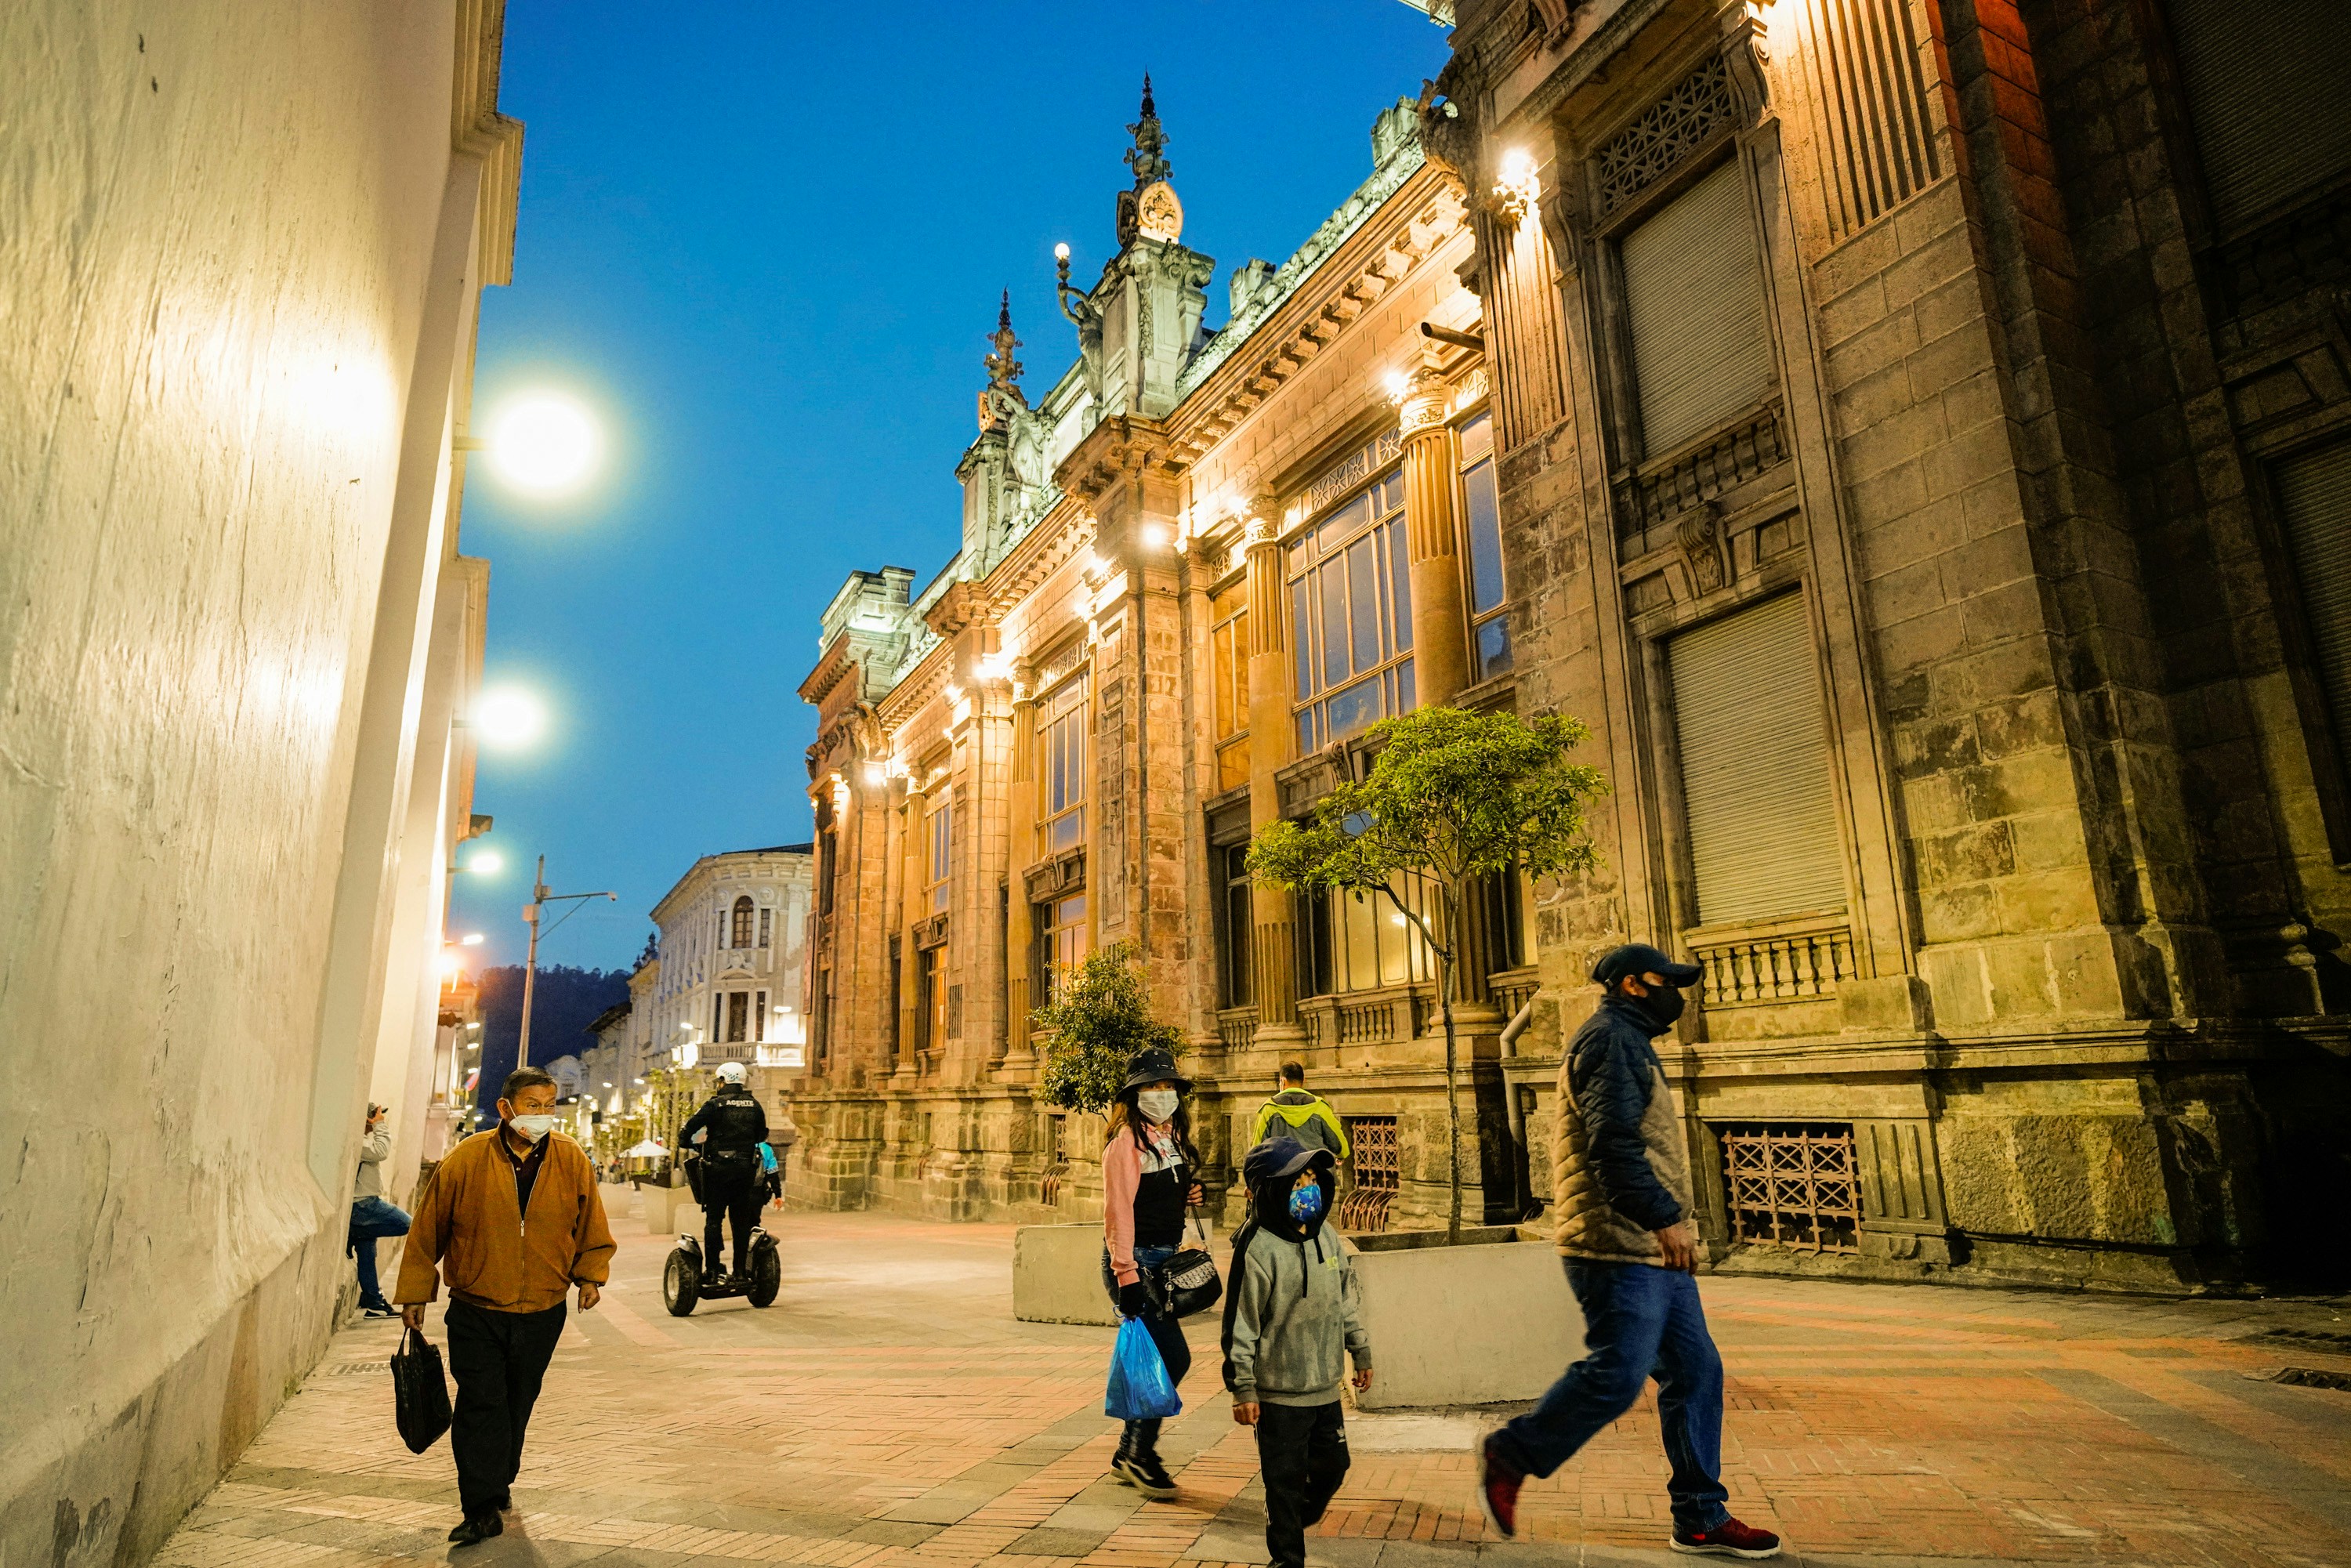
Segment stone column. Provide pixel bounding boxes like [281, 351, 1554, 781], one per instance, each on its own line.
[895, 774, 927, 1081]
[1400, 358, 1472, 708]
[1001, 673, 1039, 1075]
[1244, 514, 1305, 1042]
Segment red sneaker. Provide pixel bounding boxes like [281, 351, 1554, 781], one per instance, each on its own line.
[1476, 1437, 1522, 1539]
[1672, 1518, 1782, 1558]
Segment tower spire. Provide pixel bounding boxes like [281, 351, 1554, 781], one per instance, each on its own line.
[1125, 72, 1170, 188]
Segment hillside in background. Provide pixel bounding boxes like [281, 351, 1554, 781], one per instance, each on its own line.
[470, 963, 632, 1115]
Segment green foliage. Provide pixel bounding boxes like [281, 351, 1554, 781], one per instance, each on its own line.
[1246, 706, 1607, 910]
[1033, 941, 1185, 1114]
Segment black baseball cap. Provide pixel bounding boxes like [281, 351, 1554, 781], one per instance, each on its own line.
[1590, 943, 1701, 987]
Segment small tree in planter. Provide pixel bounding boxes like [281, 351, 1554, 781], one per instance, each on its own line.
[1033, 941, 1185, 1114]
[1248, 707, 1607, 1240]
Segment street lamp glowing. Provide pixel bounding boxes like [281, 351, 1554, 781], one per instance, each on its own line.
[484, 392, 601, 494]
[468, 849, 505, 876]
[471, 686, 547, 751]
[460, 932, 484, 946]
[438, 951, 465, 976]
[1054, 242, 1071, 262]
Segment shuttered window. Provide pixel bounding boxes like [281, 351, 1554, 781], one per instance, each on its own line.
[2164, 0, 2351, 234]
[1667, 592, 1846, 926]
[1621, 158, 1773, 458]
[2277, 440, 2351, 777]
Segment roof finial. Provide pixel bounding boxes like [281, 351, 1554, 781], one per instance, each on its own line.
[979, 289, 1027, 431]
[1125, 71, 1171, 189]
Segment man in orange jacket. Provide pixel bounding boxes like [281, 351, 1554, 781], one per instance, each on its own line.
[398, 1066, 614, 1548]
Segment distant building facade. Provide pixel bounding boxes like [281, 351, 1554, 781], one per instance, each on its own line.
[647, 847, 816, 1071]
[793, 5, 2351, 1293]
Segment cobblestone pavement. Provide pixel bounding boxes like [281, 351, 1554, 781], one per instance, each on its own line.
[156, 1208, 2351, 1568]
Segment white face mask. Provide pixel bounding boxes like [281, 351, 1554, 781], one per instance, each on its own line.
[1135, 1089, 1179, 1124]
[509, 1114, 557, 1143]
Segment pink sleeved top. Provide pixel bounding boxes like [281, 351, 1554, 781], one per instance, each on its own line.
[1102, 1122, 1183, 1287]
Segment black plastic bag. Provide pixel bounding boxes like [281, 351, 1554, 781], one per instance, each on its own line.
[389, 1324, 452, 1454]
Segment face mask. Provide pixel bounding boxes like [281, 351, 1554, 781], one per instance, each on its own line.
[1289, 1181, 1326, 1225]
[1135, 1089, 1179, 1124]
[509, 1114, 557, 1143]
[1635, 984, 1686, 1027]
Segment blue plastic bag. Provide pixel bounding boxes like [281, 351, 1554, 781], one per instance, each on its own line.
[1104, 1317, 1183, 1420]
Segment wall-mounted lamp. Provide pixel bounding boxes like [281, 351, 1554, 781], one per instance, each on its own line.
[1494, 148, 1539, 226]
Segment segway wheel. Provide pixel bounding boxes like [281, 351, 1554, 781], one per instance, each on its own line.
[747, 1235, 781, 1309]
[662, 1248, 701, 1316]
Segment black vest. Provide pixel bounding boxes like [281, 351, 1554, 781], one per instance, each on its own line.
[698, 1088, 766, 1168]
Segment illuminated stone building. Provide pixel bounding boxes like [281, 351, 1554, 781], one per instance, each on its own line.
[798, 0, 2351, 1291]
[1404, 0, 2351, 1287]
[795, 85, 1510, 1226]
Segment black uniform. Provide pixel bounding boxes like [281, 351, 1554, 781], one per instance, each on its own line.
[679, 1085, 768, 1274]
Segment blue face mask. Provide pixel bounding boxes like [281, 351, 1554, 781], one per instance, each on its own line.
[1289, 1182, 1326, 1225]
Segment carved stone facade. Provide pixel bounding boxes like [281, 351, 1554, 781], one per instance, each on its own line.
[1423, 0, 2351, 1289]
[792, 86, 1523, 1229]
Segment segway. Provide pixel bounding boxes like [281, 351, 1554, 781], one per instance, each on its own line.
[661, 1226, 781, 1316]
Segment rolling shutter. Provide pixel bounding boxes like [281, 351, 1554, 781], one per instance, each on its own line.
[1667, 592, 1846, 927]
[2276, 440, 2351, 773]
[1621, 158, 1774, 458]
[2164, 0, 2351, 234]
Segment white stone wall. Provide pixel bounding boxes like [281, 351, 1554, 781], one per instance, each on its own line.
[0, 2, 510, 1558]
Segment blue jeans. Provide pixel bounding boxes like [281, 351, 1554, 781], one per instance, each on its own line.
[1491, 1258, 1729, 1534]
[349, 1196, 411, 1309]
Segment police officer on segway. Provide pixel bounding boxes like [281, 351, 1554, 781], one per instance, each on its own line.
[679, 1061, 767, 1288]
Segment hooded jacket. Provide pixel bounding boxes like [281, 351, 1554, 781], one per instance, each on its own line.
[1552, 993, 1694, 1265]
[1220, 1136, 1371, 1408]
[1249, 1089, 1350, 1159]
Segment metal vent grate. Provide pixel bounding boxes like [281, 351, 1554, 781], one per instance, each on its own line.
[1337, 1116, 1398, 1231]
[1719, 1123, 1860, 1253]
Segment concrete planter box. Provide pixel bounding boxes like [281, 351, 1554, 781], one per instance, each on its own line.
[1349, 1233, 1583, 1410]
[1012, 1222, 1117, 1325]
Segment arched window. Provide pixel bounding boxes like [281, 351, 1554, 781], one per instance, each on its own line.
[730, 895, 754, 949]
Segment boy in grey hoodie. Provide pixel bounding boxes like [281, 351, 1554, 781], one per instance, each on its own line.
[1222, 1135, 1374, 1568]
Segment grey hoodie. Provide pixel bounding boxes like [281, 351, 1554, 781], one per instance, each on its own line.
[1223, 1219, 1372, 1407]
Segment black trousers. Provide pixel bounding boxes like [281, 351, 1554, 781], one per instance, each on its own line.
[444, 1298, 567, 1517]
[1255, 1400, 1349, 1568]
[702, 1168, 761, 1273]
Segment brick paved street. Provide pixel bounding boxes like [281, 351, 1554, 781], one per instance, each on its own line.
[157, 1209, 2351, 1568]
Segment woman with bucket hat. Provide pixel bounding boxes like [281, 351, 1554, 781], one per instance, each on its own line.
[1099, 1046, 1204, 1497]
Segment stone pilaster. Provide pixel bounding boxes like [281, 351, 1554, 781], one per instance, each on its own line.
[1400, 360, 1473, 708]
[1001, 673, 1039, 1075]
[1243, 516, 1304, 1037]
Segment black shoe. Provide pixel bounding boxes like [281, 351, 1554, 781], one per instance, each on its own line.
[1113, 1451, 1177, 1500]
[361, 1304, 399, 1319]
[448, 1513, 503, 1547]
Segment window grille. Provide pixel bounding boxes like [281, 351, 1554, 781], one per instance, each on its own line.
[1718, 1123, 1860, 1253]
[1041, 1114, 1068, 1206]
[1336, 1116, 1398, 1231]
[1596, 56, 1737, 216]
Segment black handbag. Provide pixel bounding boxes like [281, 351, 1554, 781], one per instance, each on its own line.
[1148, 1214, 1223, 1319]
[389, 1325, 453, 1454]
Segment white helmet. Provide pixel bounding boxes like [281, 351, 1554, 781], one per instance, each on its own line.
[715, 1061, 748, 1085]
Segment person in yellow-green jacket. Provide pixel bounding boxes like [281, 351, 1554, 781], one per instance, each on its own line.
[1249, 1063, 1349, 1161]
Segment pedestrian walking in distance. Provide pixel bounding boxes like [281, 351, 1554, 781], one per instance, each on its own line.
[1099, 1046, 1205, 1499]
[1478, 943, 1782, 1559]
[349, 1102, 411, 1318]
[679, 1059, 768, 1284]
[1223, 1135, 1372, 1568]
[1249, 1063, 1350, 1163]
[397, 1066, 614, 1549]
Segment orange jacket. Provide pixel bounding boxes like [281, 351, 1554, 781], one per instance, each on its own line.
[395, 1129, 614, 1313]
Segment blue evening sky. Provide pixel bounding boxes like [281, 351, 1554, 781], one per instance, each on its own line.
[446, 1, 1451, 972]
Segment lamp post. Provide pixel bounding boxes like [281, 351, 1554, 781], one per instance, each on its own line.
[517, 853, 619, 1066]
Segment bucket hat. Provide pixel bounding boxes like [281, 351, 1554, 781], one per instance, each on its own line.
[1118, 1046, 1191, 1095]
